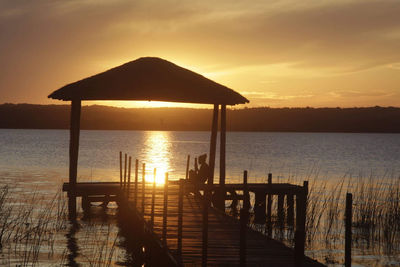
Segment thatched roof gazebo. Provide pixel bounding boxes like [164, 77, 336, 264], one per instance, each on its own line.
[49, 57, 249, 217]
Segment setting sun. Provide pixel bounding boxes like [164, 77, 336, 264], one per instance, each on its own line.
[92, 100, 211, 109]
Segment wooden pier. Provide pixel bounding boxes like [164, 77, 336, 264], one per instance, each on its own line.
[63, 176, 324, 266]
[53, 58, 326, 266]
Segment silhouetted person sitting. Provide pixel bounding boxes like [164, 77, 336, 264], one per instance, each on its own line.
[197, 154, 209, 184]
[188, 154, 210, 196]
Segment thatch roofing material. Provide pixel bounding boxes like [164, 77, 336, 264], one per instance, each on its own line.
[48, 57, 249, 105]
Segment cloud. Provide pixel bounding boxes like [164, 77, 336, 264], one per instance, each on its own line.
[388, 63, 400, 70]
[330, 90, 393, 98]
[2, 0, 400, 72]
[243, 91, 315, 100]
[191, 0, 400, 71]
[0, 0, 399, 107]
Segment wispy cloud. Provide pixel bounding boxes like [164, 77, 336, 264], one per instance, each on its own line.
[0, 0, 399, 107]
[243, 91, 315, 100]
[330, 90, 394, 98]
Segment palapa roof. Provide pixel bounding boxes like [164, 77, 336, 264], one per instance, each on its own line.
[48, 57, 249, 105]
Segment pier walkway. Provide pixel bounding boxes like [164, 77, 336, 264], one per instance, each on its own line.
[63, 180, 325, 266]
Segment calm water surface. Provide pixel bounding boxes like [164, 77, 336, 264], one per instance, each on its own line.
[0, 129, 399, 266]
[1, 129, 399, 182]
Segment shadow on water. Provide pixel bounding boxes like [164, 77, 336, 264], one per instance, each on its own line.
[116, 202, 177, 267]
[65, 220, 79, 267]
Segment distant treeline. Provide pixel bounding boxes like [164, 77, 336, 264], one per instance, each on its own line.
[1, 103, 400, 133]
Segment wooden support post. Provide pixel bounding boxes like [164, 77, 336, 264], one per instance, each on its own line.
[151, 168, 156, 230]
[142, 163, 146, 216]
[185, 155, 190, 180]
[119, 151, 122, 187]
[267, 173, 273, 237]
[208, 104, 219, 185]
[212, 104, 227, 211]
[243, 170, 249, 212]
[68, 99, 81, 220]
[124, 153, 127, 188]
[345, 193, 352, 267]
[220, 104, 226, 186]
[278, 194, 285, 227]
[202, 184, 209, 267]
[295, 181, 308, 266]
[162, 173, 168, 246]
[254, 191, 266, 224]
[240, 170, 248, 267]
[178, 179, 184, 256]
[127, 156, 131, 196]
[287, 194, 295, 227]
[134, 159, 138, 208]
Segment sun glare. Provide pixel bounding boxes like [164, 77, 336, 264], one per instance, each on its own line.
[143, 131, 172, 185]
[92, 100, 210, 109]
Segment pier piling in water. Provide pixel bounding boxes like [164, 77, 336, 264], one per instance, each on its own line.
[202, 185, 209, 267]
[278, 194, 285, 227]
[68, 99, 81, 220]
[295, 181, 308, 266]
[240, 170, 248, 266]
[119, 151, 122, 187]
[178, 179, 184, 256]
[127, 156, 131, 195]
[185, 155, 190, 180]
[287, 194, 295, 226]
[142, 163, 146, 215]
[134, 159, 138, 208]
[124, 153, 127, 188]
[345, 193, 352, 267]
[267, 173, 273, 237]
[151, 168, 156, 230]
[254, 190, 267, 224]
[162, 173, 169, 246]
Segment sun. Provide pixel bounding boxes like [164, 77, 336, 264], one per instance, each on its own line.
[91, 100, 210, 109]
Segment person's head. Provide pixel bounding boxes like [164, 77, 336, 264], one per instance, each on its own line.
[198, 154, 207, 164]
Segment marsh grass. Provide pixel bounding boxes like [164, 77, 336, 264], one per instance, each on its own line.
[0, 186, 68, 266]
[0, 186, 123, 266]
[352, 177, 400, 256]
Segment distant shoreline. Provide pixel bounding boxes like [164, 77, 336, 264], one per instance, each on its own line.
[1, 103, 400, 133]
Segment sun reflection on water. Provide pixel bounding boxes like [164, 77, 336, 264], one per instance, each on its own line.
[143, 131, 172, 185]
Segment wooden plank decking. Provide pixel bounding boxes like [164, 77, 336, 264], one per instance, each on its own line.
[63, 181, 324, 266]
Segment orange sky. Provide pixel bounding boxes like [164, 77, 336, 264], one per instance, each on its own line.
[0, 0, 399, 108]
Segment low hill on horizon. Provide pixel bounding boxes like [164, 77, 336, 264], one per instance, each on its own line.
[1, 103, 400, 133]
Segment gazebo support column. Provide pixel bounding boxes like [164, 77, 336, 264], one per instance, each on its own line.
[214, 104, 226, 210]
[219, 104, 226, 186]
[208, 104, 219, 186]
[68, 99, 81, 220]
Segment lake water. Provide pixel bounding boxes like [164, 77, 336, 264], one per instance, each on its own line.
[1, 129, 399, 183]
[0, 129, 400, 266]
